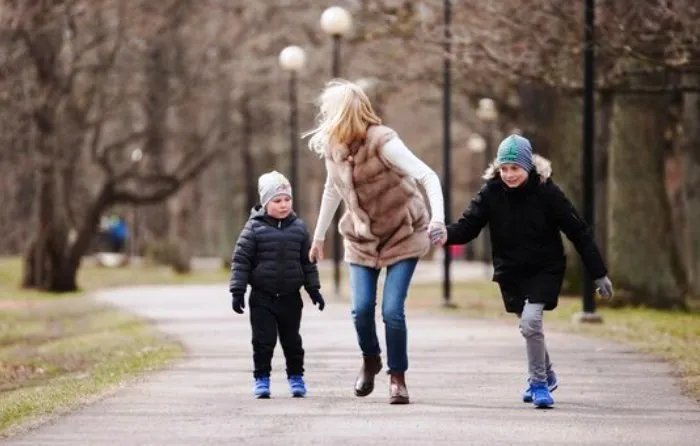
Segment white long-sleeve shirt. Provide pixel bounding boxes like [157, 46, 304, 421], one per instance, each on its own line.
[312, 137, 445, 241]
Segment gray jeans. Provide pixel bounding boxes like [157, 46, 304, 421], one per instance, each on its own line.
[518, 301, 553, 384]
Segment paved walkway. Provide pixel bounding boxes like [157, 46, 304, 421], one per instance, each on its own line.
[4, 267, 700, 445]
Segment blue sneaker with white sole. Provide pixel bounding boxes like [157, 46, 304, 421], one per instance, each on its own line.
[254, 376, 270, 399]
[288, 375, 306, 398]
[530, 382, 554, 408]
[522, 371, 558, 403]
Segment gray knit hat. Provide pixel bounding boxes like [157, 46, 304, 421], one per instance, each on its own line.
[496, 134, 533, 172]
[258, 170, 292, 208]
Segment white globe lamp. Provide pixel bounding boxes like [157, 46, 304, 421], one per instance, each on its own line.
[320, 6, 352, 36]
[279, 45, 306, 72]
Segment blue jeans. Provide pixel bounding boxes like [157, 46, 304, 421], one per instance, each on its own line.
[349, 258, 418, 373]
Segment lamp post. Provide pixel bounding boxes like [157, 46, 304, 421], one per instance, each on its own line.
[467, 133, 486, 154]
[130, 148, 143, 259]
[466, 133, 488, 274]
[442, 0, 454, 307]
[321, 5, 352, 299]
[575, 0, 603, 323]
[279, 45, 306, 216]
[476, 98, 498, 269]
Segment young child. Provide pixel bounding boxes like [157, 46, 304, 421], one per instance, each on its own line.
[439, 134, 613, 408]
[229, 170, 325, 399]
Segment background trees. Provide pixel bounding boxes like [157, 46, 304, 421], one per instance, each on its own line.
[1, 0, 699, 309]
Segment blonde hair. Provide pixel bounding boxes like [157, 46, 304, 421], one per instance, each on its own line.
[304, 79, 382, 157]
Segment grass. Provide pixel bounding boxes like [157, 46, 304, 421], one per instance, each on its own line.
[405, 280, 700, 402]
[0, 299, 182, 437]
[0, 255, 230, 437]
[0, 256, 230, 302]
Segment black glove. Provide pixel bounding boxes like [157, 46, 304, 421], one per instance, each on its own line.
[232, 293, 245, 314]
[309, 291, 325, 311]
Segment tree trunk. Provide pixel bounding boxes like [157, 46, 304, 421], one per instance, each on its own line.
[545, 93, 584, 294]
[241, 93, 256, 213]
[594, 93, 613, 261]
[142, 40, 171, 241]
[682, 76, 700, 299]
[24, 24, 64, 291]
[517, 85, 560, 159]
[23, 185, 109, 292]
[23, 222, 76, 292]
[519, 86, 590, 294]
[608, 94, 687, 308]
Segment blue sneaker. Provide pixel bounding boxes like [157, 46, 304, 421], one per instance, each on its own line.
[522, 371, 558, 403]
[254, 377, 270, 399]
[531, 382, 554, 408]
[288, 375, 307, 397]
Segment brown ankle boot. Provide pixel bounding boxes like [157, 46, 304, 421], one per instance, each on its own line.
[389, 372, 410, 404]
[354, 355, 382, 397]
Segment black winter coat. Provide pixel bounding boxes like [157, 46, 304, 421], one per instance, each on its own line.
[446, 157, 607, 284]
[229, 206, 321, 298]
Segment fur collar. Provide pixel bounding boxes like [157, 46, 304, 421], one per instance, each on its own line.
[482, 154, 552, 182]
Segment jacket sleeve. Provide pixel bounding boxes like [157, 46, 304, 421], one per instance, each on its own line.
[300, 225, 321, 295]
[545, 181, 608, 280]
[229, 220, 257, 295]
[446, 184, 490, 245]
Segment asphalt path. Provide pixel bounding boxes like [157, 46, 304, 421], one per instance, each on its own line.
[4, 265, 700, 445]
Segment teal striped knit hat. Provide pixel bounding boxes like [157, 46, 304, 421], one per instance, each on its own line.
[496, 134, 533, 172]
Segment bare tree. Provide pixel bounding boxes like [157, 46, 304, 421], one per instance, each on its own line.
[1, 0, 231, 291]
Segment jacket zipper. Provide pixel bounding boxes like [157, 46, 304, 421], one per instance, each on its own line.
[275, 219, 283, 296]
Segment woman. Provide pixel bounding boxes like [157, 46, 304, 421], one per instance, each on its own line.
[305, 79, 446, 404]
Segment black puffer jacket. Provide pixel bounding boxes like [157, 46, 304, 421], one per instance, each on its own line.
[229, 206, 321, 298]
[446, 155, 607, 282]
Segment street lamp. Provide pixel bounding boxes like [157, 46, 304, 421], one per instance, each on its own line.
[575, 0, 603, 323]
[475, 98, 498, 266]
[130, 148, 143, 163]
[355, 77, 378, 91]
[321, 6, 352, 78]
[130, 148, 143, 258]
[442, 0, 455, 308]
[476, 98, 498, 122]
[467, 132, 490, 276]
[279, 45, 306, 216]
[467, 133, 486, 154]
[321, 5, 352, 300]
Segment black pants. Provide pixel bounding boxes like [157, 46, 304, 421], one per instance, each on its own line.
[497, 272, 564, 314]
[249, 290, 304, 378]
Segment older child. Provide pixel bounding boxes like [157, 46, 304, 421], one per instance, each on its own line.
[439, 134, 613, 408]
[229, 171, 325, 399]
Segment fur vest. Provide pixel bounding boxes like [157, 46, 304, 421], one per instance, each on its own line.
[324, 125, 430, 268]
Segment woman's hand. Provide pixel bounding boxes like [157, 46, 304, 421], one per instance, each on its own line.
[309, 239, 325, 263]
[428, 222, 447, 247]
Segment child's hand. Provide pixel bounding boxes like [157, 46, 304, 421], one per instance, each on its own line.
[428, 222, 447, 247]
[310, 291, 325, 311]
[309, 239, 324, 263]
[231, 293, 245, 314]
[594, 276, 614, 299]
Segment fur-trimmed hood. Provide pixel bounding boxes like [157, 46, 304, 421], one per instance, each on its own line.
[482, 154, 552, 182]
